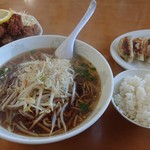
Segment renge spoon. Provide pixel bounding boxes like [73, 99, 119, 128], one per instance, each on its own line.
[55, 0, 97, 59]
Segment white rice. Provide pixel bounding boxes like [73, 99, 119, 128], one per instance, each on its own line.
[114, 74, 150, 127]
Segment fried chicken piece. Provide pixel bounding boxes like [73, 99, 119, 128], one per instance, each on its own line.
[0, 25, 6, 38]
[7, 14, 23, 37]
[22, 24, 39, 36]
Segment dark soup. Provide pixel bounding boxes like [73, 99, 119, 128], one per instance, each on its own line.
[0, 48, 101, 137]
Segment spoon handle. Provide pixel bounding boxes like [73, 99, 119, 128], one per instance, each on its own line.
[55, 0, 97, 59]
[68, 0, 96, 41]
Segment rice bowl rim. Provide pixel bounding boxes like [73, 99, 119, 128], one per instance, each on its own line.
[112, 69, 150, 129]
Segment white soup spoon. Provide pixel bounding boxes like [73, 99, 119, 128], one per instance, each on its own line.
[55, 0, 97, 59]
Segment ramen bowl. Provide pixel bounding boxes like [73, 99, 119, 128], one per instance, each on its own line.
[0, 35, 114, 144]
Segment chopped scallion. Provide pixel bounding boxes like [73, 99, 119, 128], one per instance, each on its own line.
[80, 103, 89, 113]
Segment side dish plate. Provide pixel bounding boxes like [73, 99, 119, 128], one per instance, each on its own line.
[110, 29, 150, 70]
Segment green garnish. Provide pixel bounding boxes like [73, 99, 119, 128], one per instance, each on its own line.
[82, 70, 91, 78]
[40, 75, 46, 82]
[30, 50, 36, 54]
[91, 67, 96, 71]
[80, 103, 89, 113]
[0, 67, 12, 78]
[90, 76, 96, 81]
[81, 63, 88, 68]
[75, 62, 97, 81]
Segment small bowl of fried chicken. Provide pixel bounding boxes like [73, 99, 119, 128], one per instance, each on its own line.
[0, 9, 43, 47]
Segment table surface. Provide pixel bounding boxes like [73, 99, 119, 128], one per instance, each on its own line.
[0, 0, 150, 149]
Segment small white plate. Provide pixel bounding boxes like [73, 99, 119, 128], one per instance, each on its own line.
[112, 69, 150, 128]
[110, 29, 150, 70]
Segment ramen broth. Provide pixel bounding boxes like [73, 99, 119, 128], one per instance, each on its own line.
[0, 48, 101, 137]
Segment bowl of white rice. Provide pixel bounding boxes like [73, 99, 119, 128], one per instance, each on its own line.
[112, 69, 150, 128]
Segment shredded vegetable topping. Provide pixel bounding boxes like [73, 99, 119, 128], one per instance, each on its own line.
[14, 57, 75, 112]
[15, 11, 38, 26]
[1, 55, 75, 134]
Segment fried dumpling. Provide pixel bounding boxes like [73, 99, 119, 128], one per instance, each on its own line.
[133, 37, 147, 61]
[118, 36, 134, 63]
[144, 39, 150, 63]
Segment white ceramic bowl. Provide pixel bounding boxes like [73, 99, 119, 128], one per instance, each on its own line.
[112, 69, 150, 128]
[0, 35, 113, 144]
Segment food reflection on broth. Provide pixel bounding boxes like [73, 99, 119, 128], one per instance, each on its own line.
[0, 48, 101, 137]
